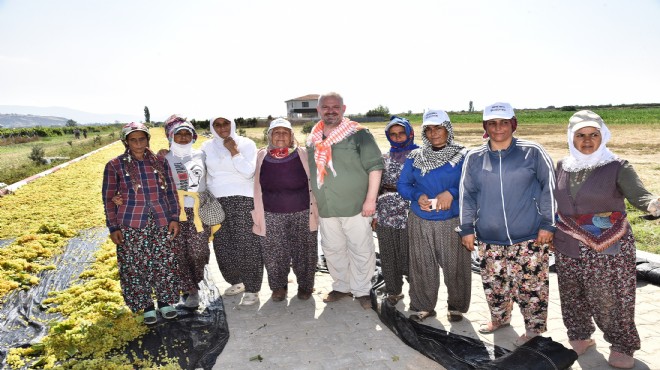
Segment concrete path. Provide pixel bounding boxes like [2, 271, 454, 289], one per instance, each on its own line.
[208, 244, 660, 369]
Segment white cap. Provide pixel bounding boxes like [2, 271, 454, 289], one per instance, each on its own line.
[268, 118, 292, 132]
[483, 102, 515, 120]
[422, 109, 451, 126]
[568, 110, 604, 132]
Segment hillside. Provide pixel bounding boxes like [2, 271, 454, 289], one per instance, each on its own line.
[0, 105, 141, 126]
[0, 113, 69, 128]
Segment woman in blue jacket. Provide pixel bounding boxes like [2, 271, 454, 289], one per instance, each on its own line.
[398, 109, 471, 322]
[458, 102, 556, 346]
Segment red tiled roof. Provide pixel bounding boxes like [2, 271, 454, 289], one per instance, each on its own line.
[285, 94, 320, 102]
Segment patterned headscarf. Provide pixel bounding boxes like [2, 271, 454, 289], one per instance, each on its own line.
[385, 116, 418, 153]
[407, 115, 465, 176]
[120, 122, 151, 148]
[164, 114, 197, 145]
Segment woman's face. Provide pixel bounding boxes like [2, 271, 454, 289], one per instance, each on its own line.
[127, 131, 148, 157]
[271, 127, 292, 148]
[424, 125, 448, 148]
[573, 127, 602, 155]
[212, 118, 232, 139]
[173, 129, 193, 145]
[485, 119, 514, 144]
[388, 125, 407, 144]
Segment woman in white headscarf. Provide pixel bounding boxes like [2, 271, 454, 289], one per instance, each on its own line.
[202, 116, 262, 306]
[162, 115, 224, 309]
[554, 110, 660, 369]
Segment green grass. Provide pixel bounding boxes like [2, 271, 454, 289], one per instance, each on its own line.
[0, 129, 117, 185]
[392, 106, 660, 125]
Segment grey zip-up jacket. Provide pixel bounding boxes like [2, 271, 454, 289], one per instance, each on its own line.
[458, 138, 556, 245]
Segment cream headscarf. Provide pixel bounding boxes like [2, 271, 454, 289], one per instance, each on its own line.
[562, 110, 617, 172]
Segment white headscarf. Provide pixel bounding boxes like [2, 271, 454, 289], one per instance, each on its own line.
[562, 110, 617, 172]
[209, 116, 239, 154]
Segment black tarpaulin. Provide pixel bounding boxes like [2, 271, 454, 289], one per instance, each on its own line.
[0, 227, 106, 364]
[370, 281, 578, 370]
[0, 228, 230, 369]
[120, 271, 229, 370]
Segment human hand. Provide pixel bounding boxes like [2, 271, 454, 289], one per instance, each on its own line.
[461, 234, 475, 251]
[362, 198, 376, 217]
[110, 230, 124, 245]
[535, 229, 554, 245]
[157, 148, 170, 157]
[111, 193, 123, 206]
[435, 191, 454, 212]
[418, 194, 432, 212]
[168, 221, 180, 239]
[223, 137, 239, 156]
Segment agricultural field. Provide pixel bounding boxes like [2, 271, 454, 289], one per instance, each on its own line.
[0, 125, 120, 185]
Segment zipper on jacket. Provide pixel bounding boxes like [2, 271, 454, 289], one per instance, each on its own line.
[497, 151, 513, 245]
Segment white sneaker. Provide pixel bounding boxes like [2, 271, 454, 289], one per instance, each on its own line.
[224, 283, 245, 296]
[184, 291, 199, 308]
[240, 292, 259, 306]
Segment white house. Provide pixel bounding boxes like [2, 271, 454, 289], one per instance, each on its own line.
[285, 94, 320, 119]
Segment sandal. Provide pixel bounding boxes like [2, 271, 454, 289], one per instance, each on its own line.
[224, 283, 245, 296]
[478, 321, 510, 334]
[447, 310, 463, 322]
[410, 310, 436, 322]
[143, 310, 158, 325]
[159, 305, 178, 320]
[386, 293, 404, 304]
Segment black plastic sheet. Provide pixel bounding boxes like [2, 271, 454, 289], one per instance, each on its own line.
[120, 273, 229, 370]
[0, 228, 230, 369]
[636, 259, 660, 285]
[0, 227, 105, 365]
[371, 280, 577, 370]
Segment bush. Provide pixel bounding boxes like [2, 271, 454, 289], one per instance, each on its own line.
[560, 106, 577, 111]
[29, 145, 46, 164]
[366, 105, 390, 117]
[302, 121, 315, 134]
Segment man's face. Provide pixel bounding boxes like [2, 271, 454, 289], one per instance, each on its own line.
[317, 97, 346, 126]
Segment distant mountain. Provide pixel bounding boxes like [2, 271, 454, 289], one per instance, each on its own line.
[0, 114, 69, 128]
[0, 105, 142, 126]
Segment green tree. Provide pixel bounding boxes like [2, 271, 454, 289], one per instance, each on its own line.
[66, 119, 78, 127]
[144, 106, 151, 123]
[366, 105, 390, 117]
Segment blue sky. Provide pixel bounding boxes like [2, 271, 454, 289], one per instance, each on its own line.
[0, 0, 658, 122]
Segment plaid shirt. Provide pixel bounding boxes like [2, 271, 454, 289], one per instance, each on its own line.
[102, 154, 180, 232]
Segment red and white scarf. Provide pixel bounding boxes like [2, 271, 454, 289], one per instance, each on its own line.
[306, 117, 364, 188]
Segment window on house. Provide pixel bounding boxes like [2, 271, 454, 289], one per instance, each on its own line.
[302, 102, 309, 108]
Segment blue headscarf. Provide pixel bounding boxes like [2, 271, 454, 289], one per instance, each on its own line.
[385, 115, 418, 153]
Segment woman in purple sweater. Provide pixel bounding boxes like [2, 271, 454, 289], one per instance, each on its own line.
[554, 110, 660, 369]
[252, 118, 319, 302]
